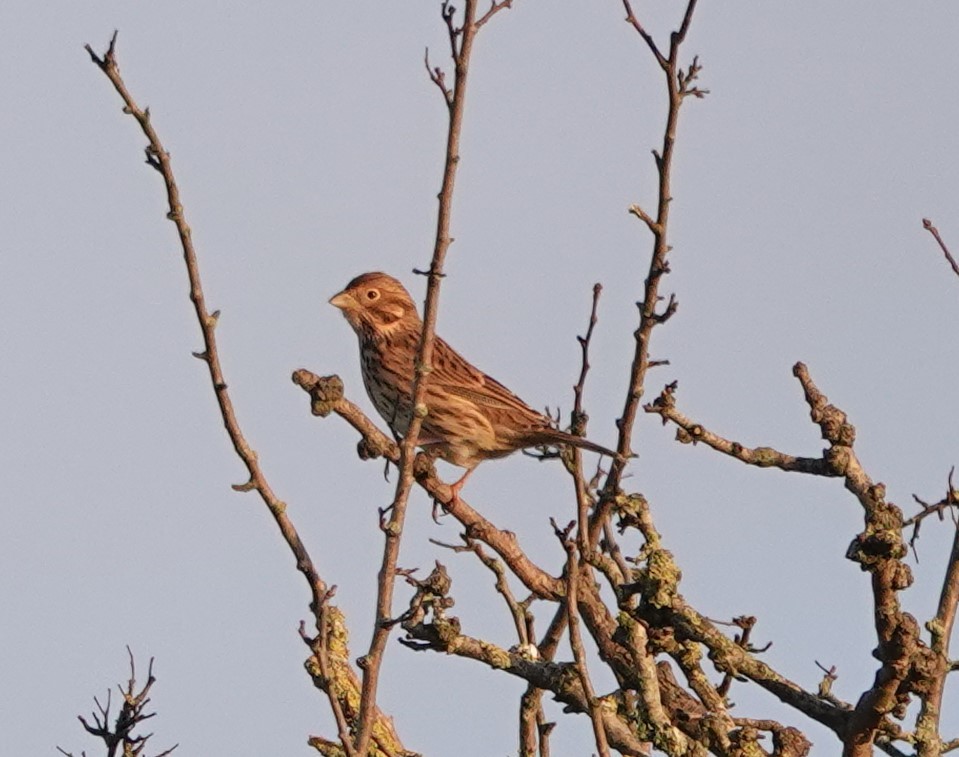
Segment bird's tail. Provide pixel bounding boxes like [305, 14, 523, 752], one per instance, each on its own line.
[526, 428, 621, 460]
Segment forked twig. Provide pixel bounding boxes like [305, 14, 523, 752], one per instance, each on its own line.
[431, 536, 531, 646]
[57, 649, 177, 757]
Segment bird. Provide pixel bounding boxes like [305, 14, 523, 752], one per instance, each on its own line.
[329, 271, 619, 500]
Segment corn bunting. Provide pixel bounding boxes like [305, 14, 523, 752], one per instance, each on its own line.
[330, 272, 617, 498]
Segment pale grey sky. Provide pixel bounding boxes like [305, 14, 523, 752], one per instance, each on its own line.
[2, 3, 958, 755]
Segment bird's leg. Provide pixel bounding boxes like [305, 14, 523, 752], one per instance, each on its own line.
[448, 465, 477, 505]
[431, 466, 476, 522]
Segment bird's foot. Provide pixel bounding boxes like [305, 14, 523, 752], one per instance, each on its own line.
[431, 497, 448, 524]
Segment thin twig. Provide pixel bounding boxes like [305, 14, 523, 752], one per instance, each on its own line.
[914, 471, 959, 756]
[431, 536, 530, 646]
[519, 605, 567, 757]
[553, 521, 610, 757]
[352, 3, 513, 754]
[476, 0, 513, 29]
[923, 218, 959, 279]
[566, 284, 607, 557]
[84, 33, 389, 754]
[572, 282, 602, 428]
[907, 469, 958, 562]
[59, 650, 177, 757]
[598, 0, 703, 543]
[601, 519, 632, 585]
[85, 32, 326, 609]
[621, 0, 666, 69]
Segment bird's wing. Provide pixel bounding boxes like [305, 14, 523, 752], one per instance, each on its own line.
[429, 337, 546, 426]
[425, 336, 618, 458]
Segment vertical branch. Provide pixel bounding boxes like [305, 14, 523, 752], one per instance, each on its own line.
[914, 478, 959, 757]
[556, 527, 610, 757]
[353, 3, 512, 755]
[519, 603, 567, 757]
[602, 0, 703, 511]
[791, 363, 920, 757]
[519, 685, 551, 757]
[571, 285, 603, 556]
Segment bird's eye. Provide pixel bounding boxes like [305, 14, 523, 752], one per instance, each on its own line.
[365, 289, 380, 301]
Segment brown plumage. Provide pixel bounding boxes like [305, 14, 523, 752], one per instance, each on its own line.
[330, 272, 617, 495]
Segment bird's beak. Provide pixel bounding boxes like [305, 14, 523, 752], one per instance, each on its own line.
[329, 291, 352, 310]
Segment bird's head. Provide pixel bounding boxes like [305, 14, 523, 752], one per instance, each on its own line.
[329, 272, 420, 338]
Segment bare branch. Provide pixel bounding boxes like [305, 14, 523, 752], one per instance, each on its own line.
[58, 651, 177, 757]
[914, 472, 959, 756]
[432, 537, 531, 647]
[620, 0, 666, 69]
[673, 0, 699, 48]
[600, 0, 704, 530]
[476, 0, 513, 29]
[644, 380, 837, 475]
[907, 477, 958, 554]
[627, 203, 660, 234]
[923, 218, 959, 280]
[791, 362, 936, 755]
[85, 32, 327, 606]
[85, 34, 409, 755]
[554, 523, 610, 757]
[424, 48, 453, 108]
[400, 617, 650, 755]
[353, 6, 515, 752]
[571, 283, 603, 429]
